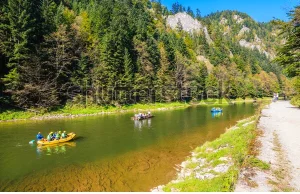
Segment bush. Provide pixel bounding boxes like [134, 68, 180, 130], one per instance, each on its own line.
[291, 95, 300, 107]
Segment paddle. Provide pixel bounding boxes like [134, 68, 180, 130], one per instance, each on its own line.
[29, 140, 35, 144]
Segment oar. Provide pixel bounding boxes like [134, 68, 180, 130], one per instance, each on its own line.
[29, 140, 35, 144]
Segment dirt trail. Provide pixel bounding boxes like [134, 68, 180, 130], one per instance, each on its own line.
[235, 101, 300, 191]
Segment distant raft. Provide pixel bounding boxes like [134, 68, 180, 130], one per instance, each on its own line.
[131, 115, 155, 121]
[37, 133, 76, 146]
[211, 108, 223, 113]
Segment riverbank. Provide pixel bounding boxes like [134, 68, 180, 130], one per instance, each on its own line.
[196, 97, 272, 106]
[235, 101, 300, 192]
[0, 98, 270, 122]
[152, 102, 270, 192]
[0, 102, 189, 122]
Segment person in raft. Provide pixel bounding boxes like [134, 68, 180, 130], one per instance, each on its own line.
[36, 132, 44, 141]
[47, 132, 53, 141]
[56, 131, 62, 140]
[62, 131, 69, 138]
[52, 132, 57, 140]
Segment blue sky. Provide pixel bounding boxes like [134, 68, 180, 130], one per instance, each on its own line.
[160, 0, 300, 22]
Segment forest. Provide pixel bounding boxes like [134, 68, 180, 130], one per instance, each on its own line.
[0, 0, 297, 112]
[275, 5, 300, 107]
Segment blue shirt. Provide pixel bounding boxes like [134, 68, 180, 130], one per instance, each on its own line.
[36, 134, 44, 140]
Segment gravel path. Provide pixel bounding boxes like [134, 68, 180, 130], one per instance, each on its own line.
[236, 101, 300, 191]
[271, 101, 300, 190]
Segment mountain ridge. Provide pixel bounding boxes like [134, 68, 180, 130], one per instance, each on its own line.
[166, 10, 279, 59]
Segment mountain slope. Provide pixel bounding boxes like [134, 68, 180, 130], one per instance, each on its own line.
[0, 0, 291, 109]
[204, 10, 279, 58]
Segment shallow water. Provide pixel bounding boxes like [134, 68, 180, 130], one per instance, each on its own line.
[0, 103, 257, 191]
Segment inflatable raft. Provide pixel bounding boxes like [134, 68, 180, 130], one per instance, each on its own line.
[131, 115, 155, 121]
[37, 133, 76, 145]
[211, 108, 223, 113]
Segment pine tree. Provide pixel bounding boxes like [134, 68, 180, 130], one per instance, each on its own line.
[0, 4, 10, 96]
[171, 2, 179, 14]
[187, 7, 194, 17]
[205, 74, 219, 99]
[196, 9, 201, 20]
[3, 0, 38, 90]
[275, 6, 300, 78]
[176, 19, 183, 32]
[123, 48, 134, 85]
[41, 0, 57, 34]
[0, 3, 10, 57]
[133, 37, 156, 103]
[54, 2, 65, 27]
[155, 45, 176, 102]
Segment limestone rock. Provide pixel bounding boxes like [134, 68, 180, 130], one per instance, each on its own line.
[167, 12, 203, 33]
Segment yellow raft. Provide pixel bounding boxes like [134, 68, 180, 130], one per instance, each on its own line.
[37, 133, 76, 146]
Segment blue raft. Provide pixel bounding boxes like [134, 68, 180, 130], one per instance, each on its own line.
[211, 108, 223, 112]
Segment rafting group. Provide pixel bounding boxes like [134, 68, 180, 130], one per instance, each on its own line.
[35, 131, 76, 145]
[211, 107, 223, 112]
[36, 131, 69, 141]
[132, 112, 154, 120]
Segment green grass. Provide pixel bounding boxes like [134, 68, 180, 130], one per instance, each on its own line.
[245, 156, 270, 170]
[0, 109, 36, 121]
[0, 98, 271, 121]
[164, 170, 239, 192]
[0, 102, 190, 121]
[196, 97, 271, 106]
[52, 102, 189, 115]
[163, 116, 260, 192]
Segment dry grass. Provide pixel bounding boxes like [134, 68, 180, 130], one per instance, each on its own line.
[268, 132, 294, 192]
[236, 103, 271, 189]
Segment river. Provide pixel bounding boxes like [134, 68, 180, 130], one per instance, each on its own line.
[0, 103, 257, 191]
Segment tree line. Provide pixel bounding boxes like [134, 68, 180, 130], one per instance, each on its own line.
[275, 5, 300, 106]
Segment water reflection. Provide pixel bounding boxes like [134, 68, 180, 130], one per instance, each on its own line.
[211, 112, 223, 118]
[134, 119, 152, 131]
[36, 142, 76, 157]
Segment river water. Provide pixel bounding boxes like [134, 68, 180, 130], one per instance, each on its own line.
[0, 103, 257, 191]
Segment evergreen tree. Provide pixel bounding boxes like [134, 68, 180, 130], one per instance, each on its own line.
[171, 2, 182, 14]
[155, 44, 176, 102]
[123, 48, 134, 85]
[0, 3, 9, 100]
[196, 9, 201, 20]
[176, 19, 183, 32]
[41, 0, 58, 34]
[275, 6, 300, 78]
[275, 6, 300, 106]
[187, 6, 194, 17]
[205, 74, 219, 99]
[3, 0, 39, 91]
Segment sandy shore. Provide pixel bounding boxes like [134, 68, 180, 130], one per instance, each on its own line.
[236, 101, 300, 191]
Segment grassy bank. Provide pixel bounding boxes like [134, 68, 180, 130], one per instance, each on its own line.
[0, 109, 36, 121]
[195, 97, 272, 106]
[0, 98, 271, 122]
[0, 102, 190, 122]
[152, 102, 270, 192]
